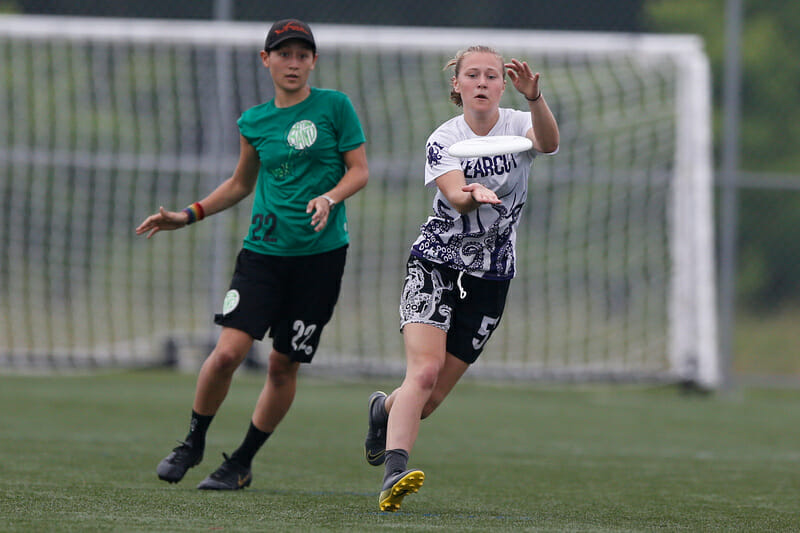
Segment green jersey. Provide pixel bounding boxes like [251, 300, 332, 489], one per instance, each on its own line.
[238, 87, 365, 256]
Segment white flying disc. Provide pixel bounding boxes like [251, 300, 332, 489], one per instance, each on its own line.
[447, 135, 533, 158]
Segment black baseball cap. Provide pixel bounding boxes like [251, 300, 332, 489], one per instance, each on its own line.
[264, 19, 316, 54]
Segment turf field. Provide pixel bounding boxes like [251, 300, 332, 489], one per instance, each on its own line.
[2, 370, 798, 532]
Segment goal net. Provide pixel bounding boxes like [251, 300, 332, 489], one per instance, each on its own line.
[0, 16, 718, 387]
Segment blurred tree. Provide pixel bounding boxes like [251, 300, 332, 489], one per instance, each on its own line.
[17, 0, 645, 31]
[644, 0, 800, 309]
[0, 1, 21, 13]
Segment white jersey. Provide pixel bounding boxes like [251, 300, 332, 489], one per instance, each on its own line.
[411, 108, 541, 280]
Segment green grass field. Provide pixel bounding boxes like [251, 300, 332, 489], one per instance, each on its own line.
[2, 370, 799, 532]
[735, 306, 800, 377]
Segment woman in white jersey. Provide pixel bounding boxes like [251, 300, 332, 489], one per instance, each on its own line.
[364, 45, 559, 512]
[136, 19, 368, 491]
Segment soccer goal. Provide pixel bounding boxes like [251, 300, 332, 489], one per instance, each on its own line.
[0, 16, 718, 387]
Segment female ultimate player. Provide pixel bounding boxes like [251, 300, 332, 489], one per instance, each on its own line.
[364, 45, 559, 511]
[136, 19, 368, 490]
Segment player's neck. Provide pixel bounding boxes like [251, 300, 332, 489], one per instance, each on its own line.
[274, 85, 312, 108]
[463, 108, 500, 136]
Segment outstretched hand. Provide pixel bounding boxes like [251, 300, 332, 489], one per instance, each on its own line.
[135, 206, 189, 239]
[505, 58, 541, 101]
[463, 183, 501, 205]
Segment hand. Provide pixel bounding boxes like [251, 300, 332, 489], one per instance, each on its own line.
[135, 206, 189, 238]
[505, 58, 541, 101]
[462, 183, 501, 205]
[306, 196, 334, 232]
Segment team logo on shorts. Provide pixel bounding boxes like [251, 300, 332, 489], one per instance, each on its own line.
[287, 120, 317, 150]
[222, 289, 240, 315]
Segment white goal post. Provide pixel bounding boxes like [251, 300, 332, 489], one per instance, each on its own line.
[0, 15, 718, 387]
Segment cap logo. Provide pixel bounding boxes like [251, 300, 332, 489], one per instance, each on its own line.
[276, 22, 310, 36]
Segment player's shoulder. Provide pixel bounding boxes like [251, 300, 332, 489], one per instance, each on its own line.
[310, 87, 351, 104]
[499, 107, 529, 123]
[245, 100, 272, 115]
[238, 100, 275, 131]
[496, 107, 532, 135]
[428, 115, 467, 144]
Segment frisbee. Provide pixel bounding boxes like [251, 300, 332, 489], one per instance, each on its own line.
[448, 135, 533, 158]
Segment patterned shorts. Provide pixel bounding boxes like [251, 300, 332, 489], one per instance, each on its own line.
[399, 255, 510, 364]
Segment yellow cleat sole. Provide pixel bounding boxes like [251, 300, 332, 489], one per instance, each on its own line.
[378, 469, 425, 512]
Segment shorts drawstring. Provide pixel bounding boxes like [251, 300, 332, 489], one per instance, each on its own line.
[457, 270, 467, 300]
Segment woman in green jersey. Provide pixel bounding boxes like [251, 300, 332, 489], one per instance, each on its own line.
[136, 18, 368, 490]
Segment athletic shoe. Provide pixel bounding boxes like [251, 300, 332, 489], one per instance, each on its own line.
[156, 440, 203, 483]
[196, 453, 252, 490]
[378, 469, 425, 512]
[364, 391, 388, 466]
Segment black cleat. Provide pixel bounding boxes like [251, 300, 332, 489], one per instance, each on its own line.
[364, 391, 388, 466]
[197, 453, 252, 490]
[379, 469, 425, 512]
[157, 440, 203, 483]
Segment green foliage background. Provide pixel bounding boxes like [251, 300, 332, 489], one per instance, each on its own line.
[644, 0, 800, 309]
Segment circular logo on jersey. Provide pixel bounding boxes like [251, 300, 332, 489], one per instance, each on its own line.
[222, 289, 240, 315]
[287, 120, 317, 150]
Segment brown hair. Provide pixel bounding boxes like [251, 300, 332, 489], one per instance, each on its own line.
[444, 45, 505, 107]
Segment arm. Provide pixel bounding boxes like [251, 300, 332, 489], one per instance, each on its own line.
[135, 134, 260, 238]
[306, 143, 369, 232]
[434, 169, 501, 216]
[505, 58, 560, 154]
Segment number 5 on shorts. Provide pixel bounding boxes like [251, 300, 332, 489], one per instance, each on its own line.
[472, 316, 499, 350]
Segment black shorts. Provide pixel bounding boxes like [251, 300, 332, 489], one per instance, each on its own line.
[214, 246, 347, 363]
[399, 255, 511, 364]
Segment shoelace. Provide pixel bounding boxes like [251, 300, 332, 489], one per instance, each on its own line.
[169, 440, 196, 461]
[212, 453, 245, 479]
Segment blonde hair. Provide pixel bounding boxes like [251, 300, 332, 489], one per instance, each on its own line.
[444, 45, 505, 107]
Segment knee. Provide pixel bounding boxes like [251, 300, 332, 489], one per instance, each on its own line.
[207, 345, 247, 374]
[408, 362, 442, 393]
[267, 351, 297, 387]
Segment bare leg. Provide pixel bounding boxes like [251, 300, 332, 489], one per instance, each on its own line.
[192, 350, 299, 490]
[193, 327, 254, 415]
[421, 352, 469, 418]
[157, 327, 253, 484]
[384, 351, 470, 419]
[385, 323, 447, 452]
[252, 349, 300, 432]
[378, 323, 449, 511]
